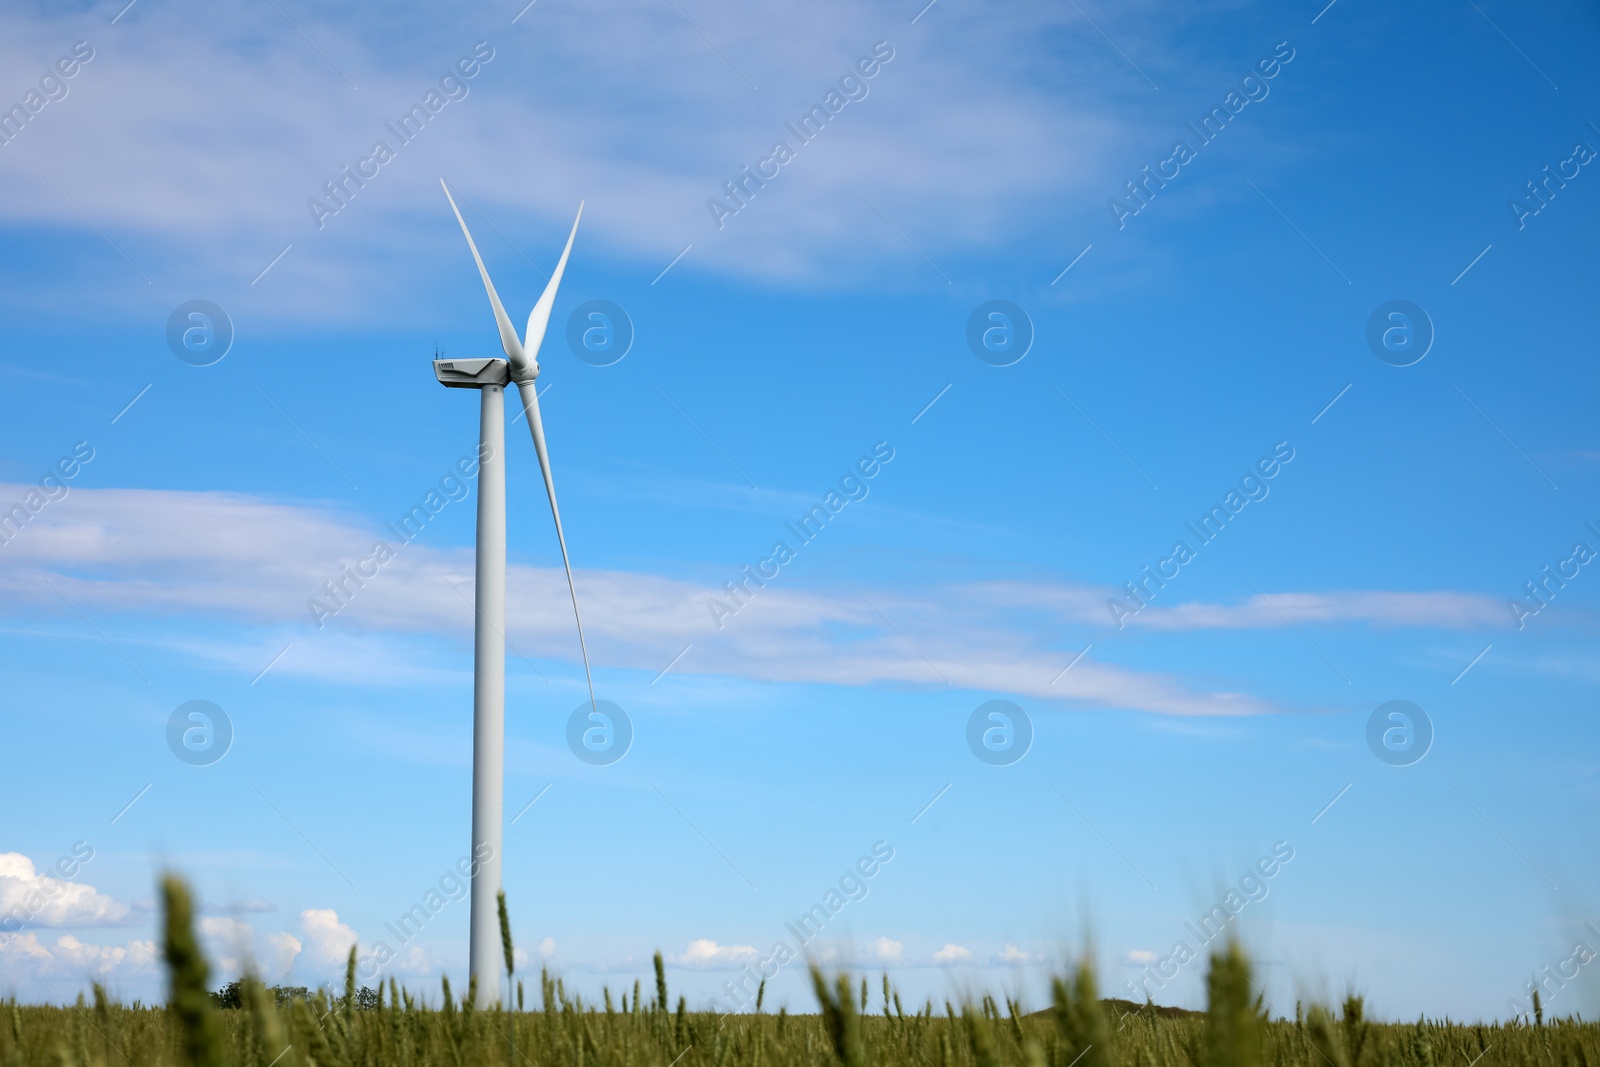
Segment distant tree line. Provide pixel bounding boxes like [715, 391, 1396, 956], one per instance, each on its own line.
[208, 981, 380, 1010]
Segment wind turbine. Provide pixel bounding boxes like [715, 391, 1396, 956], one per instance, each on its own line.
[433, 179, 597, 1008]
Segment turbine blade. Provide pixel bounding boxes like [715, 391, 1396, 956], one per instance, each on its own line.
[514, 379, 599, 714]
[440, 179, 526, 370]
[523, 202, 584, 358]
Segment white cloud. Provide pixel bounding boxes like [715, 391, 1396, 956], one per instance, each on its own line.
[931, 944, 973, 964]
[199, 915, 254, 944]
[539, 937, 556, 961]
[51, 935, 159, 977]
[0, 0, 1140, 323]
[1133, 592, 1507, 631]
[0, 931, 157, 982]
[299, 909, 359, 969]
[364, 942, 432, 980]
[1125, 949, 1156, 965]
[669, 939, 759, 969]
[189, 916, 306, 981]
[994, 944, 1036, 966]
[0, 486, 1514, 716]
[0, 931, 51, 965]
[263, 932, 302, 978]
[862, 937, 904, 963]
[0, 852, 133, 929]
[199, 916, 257, 976]
[390, 944, 432, 975]
[0, 485, 1363, 717]
[0, 868, 333, 994]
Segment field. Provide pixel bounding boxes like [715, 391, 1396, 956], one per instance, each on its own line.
[3, 877, 1590, 1067]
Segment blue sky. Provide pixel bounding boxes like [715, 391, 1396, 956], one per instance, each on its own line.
[1, 0, 1598, 1022]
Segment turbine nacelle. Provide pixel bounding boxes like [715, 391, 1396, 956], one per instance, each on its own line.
[433, 357, 510, 389]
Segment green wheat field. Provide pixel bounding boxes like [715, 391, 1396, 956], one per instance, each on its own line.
[3, 876, 1591, 1067]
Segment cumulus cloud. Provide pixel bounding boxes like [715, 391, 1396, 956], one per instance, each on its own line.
[931, 944, 973, 964]
[184, 915, 310, 981]
[391, 944, 432, 975]
[862, 937, 904, 964]
[0, 931, 157, 982]
[994, 944, 1037, 966]
[669, 939, 759, 969]
[300, 909, 359, 970]
[0, 864, 341, 993]
[0, 852, 133, 930]
[51, 935, 159, 977]
[263, 933, 303, 978]
[199, 916, 257, 976]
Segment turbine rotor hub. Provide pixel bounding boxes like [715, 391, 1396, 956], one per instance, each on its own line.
[510, 359, 540, 387]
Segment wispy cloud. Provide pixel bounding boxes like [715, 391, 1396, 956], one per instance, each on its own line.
[0, 0, 1141, 320]
[1129, 591, 1509, 631]
[0, 485, 1510, 715]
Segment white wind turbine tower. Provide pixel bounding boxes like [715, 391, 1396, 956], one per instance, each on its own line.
[433, 179, 598, 1008]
